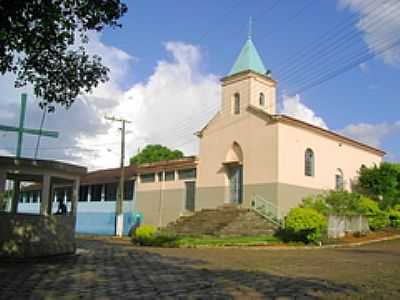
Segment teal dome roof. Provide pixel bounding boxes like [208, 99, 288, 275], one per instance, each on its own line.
[229, 38, 267, 76]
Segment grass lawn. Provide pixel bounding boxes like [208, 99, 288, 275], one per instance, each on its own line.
[130, 228, 400, 248]
[131, 233, 283, 247]
[176, 235, 281, 247]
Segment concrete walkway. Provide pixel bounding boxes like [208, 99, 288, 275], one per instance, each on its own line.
[1, 238, 398, 299]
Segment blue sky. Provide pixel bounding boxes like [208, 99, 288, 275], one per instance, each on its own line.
[102, 0, 399, 159]
[0, 0, 399, 169]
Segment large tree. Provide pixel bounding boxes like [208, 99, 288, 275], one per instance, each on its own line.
[356, 162, 400, 208]
[130, 144, 184, 165]
[0, 0, 127, 108]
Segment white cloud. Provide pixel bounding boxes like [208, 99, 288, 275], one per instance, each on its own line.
[78, 41, 220, 169]
[339, 121, 400, 148]
[0, 32, 134, 169]
[339, 0, 400, 66]
[0, 33, 220, 170]
[280, 94, 328, 129]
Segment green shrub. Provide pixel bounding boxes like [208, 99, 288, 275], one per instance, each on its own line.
[132, 225, 156, 245]
[284, 208, 327, 244]
[368, 212, 390, 230]
[301, 191, 370, 216]
[355, 196, 390, 230]
[324, 191, 361, 215]
[356, 196, 381, 215]
[301, 194, 330, 216]
[388, 206, 400, 228]
[134, 225, 156, 239]
[132, 226, 179, 247]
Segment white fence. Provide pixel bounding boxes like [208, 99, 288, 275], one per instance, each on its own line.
[328, 215, 369, 239]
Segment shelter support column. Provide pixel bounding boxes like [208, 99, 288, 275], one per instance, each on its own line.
[0, 171, 6, 210]
[40, 175, 51, 216]
[11, 179, 20, 214]
[71, 178, 80, 217]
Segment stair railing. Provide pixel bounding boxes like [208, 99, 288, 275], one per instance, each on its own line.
[251, 194, 284, 227]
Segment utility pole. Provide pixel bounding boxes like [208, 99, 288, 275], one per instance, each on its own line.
[105, 115, 132, 237]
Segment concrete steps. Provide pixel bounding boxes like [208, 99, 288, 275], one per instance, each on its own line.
[165, 205, 278, 236]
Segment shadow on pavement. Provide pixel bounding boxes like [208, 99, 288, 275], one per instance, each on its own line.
[0, 239, 358, 299]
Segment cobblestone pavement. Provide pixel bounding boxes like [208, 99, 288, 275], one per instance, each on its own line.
[1, 238, 399, 299]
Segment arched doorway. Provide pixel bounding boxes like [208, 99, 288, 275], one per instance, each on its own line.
[224, 142, 243, 205]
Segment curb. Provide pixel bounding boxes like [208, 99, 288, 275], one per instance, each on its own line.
[231, 234, 400, 251]
[77, 233, 400, 250]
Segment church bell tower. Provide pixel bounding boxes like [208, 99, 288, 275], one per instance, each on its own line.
[220, 29, 277, 117]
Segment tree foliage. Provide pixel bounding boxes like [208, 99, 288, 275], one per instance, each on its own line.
[301, 191, 361, 216]
[300, 191, 393, 231]
[0, 0, 127, 108]
[356, 162, 400, 208]
[130, 144, 184, 165]
[389, 205, 400, 228]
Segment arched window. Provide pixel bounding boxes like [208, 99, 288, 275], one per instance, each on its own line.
[305, 148, 315, 177]
[259, 92, 265, 106]
[233, 93, 240, 114]
[335, 168, 344, 190]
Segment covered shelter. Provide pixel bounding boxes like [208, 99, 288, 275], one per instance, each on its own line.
[0, 156, 86, 258]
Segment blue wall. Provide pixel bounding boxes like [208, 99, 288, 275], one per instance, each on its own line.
[18, 201, 137, 236]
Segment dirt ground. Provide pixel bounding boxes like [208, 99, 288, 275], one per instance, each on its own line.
[140, 238, 400, 299]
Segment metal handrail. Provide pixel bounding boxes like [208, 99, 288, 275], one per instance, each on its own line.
[251, 194, 283, 227]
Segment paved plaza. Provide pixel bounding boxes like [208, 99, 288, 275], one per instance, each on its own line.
[1, 238, 400, 299]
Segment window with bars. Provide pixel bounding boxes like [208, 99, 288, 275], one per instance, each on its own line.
[165, 171, 175, 181]
[79, 185, 89, 202]
[140, 173, 155, 183]
[124, 180, 134, 201]
[178, 168, 197, 180]
[91, 184, 103, 201]
[105, 183, 118, 201]
[305, 148, 315, 177]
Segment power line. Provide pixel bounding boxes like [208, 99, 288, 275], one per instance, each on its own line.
[272, 0, 378, 75]
[160, 20, 400, 147]
[149, 1, 383, 143]
[291, 36, 400, 95]
[278, 1, 398, 85]
[284, 8, 400, 92]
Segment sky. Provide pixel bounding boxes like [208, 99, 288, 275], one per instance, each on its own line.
[0, 0, 399, 170]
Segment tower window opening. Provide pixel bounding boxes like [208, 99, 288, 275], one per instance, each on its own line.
[259, 92, 265, 106]
[233, 93, 240, 114]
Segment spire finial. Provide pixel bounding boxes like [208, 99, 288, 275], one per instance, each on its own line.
[248, 16, 252, 40]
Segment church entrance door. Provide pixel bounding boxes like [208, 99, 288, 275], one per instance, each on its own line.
[185, 181, 196, 212]
[228, 165, 243, 205]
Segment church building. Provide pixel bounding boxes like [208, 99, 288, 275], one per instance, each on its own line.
[132, 36, 384, 227]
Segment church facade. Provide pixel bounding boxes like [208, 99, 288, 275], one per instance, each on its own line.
[133, 37, 384, 227]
